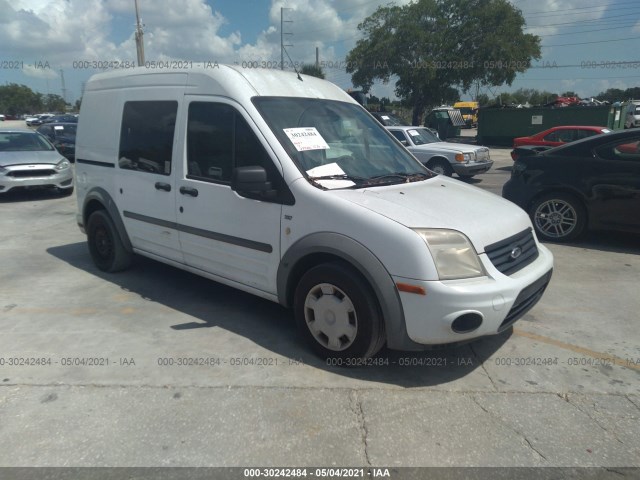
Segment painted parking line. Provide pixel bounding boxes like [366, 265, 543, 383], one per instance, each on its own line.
[513, 327, 640, 372]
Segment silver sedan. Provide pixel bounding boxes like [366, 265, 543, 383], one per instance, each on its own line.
[0, 130, 74, 195]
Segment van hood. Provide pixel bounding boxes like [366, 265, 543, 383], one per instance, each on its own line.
[332, 177, 532, 252]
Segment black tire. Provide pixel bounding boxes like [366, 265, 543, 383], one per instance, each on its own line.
[293, 262, 385, 362]
[529, 193, 586, 242]
[87, 210, 132, 272]
[427, 158, 453, 176]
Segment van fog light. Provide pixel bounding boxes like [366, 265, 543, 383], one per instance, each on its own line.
[451, 313, 483, 333]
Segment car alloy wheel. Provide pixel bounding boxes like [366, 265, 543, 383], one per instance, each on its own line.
[531, 194, 586, 242]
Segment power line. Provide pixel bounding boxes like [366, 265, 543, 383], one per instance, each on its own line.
[521, 0, 639, 16]
[542, 35, 640, 48]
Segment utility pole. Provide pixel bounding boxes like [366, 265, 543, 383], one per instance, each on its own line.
[134, 0, 145, 66]
[315, 47, 319, 69]
[60, 69, 67, 104]
[280, 7, 293, 70]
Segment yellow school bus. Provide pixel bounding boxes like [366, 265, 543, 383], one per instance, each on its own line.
[453, 101, 479, 128]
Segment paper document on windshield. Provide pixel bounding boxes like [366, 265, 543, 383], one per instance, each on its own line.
[284, 127, 330, 152]
[306, 163, 356, 189]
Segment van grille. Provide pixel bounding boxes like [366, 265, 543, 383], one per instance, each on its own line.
[485, 228, 538, 276]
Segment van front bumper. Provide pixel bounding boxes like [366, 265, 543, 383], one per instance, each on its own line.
[393, 244, 553, 345]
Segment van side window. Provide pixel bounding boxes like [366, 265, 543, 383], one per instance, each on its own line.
[119, 101, 178, 175]
[187, 102, 273, 183]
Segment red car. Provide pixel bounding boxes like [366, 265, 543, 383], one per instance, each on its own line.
[513, 126, 610, 148]
[511, 126, 610, 161]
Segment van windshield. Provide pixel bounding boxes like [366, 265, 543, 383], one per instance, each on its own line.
[253, 97, 433, 189]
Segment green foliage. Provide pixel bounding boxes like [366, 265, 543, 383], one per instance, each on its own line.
[0, 83, 70, 115]
[595, 87, 640, 103]
[300, 64, 326, 79]
[42, 94, 67, 112]
[0, 84, 43, 115]
[346, 0, 541, 124]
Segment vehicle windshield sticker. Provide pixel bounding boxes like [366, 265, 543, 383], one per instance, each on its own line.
[408, 129, 420, 136]
[54, 126, 64, 130]
[284, 127, 330, 152]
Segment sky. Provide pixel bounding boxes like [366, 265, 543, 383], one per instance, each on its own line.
[1, 0, 640, 106]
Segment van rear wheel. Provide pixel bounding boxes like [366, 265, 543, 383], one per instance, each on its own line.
[87, 210, 132, 272]
[294, 262, 385, 362]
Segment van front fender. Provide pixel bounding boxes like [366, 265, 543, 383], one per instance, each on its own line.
[278, 232, 423, 351]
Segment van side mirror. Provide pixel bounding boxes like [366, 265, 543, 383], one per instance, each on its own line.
[400, 140, 408, 146]
[231, 166, 277, 200]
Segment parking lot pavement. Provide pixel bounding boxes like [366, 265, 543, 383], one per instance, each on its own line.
[1, 144, 639, 472]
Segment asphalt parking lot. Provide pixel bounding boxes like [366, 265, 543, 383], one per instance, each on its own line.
[1, 122, 639, 476]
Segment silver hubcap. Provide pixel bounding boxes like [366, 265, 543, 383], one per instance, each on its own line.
[534, 199, 577, 238]
[304, 283, 357, 351]
[431, 163, 446, 175]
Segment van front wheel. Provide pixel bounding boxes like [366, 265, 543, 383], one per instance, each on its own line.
[294, 262, 385, 362]
[87, 210, 132, 272]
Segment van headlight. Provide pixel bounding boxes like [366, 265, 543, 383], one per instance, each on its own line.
[415, 229, 486, 280]
[55, 159, 70, 171]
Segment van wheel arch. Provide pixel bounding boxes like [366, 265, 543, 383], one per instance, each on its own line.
[82, 188, 133, 253]
[277, 233, 418, 352]
[87, 209, 133, 272]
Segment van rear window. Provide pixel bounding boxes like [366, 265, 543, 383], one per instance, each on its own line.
[118, 101, 177, 175]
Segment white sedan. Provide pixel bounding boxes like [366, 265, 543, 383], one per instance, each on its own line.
[387, 126, 493, 178]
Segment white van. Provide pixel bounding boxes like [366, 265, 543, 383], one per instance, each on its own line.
[75, 66, 553, 360]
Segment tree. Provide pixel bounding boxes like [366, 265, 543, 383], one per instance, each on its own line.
[559, 91, 578, 98]
[42, 94, 68, 112]
[300, 64, 325, 79]
[476, 93, 490, 106]
[595, 87, 640, 103]
[345, 0, 541, 124]
[0, 84, 43, 115]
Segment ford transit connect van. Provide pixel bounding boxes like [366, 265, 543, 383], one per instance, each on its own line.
[75, 66, 553, 360]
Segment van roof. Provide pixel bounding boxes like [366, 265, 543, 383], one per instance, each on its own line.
[84, 65, 356, 103]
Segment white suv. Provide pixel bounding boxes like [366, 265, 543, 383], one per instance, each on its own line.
[75, 66, 553, 360]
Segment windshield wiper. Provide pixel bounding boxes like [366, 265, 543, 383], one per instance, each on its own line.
[308, 174, 369, 187]
[368, 172, 432, 185]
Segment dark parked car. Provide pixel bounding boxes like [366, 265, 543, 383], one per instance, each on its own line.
[36, 123, 76, 161]
[371, 112, 406, 126]
[503, 130, 640, 242]
[42, 114, 78, 124]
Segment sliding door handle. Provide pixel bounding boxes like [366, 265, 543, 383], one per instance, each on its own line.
[179, 186, 199, 197]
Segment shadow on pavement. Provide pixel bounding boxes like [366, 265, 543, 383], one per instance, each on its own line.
[47, 241, 511, 387]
